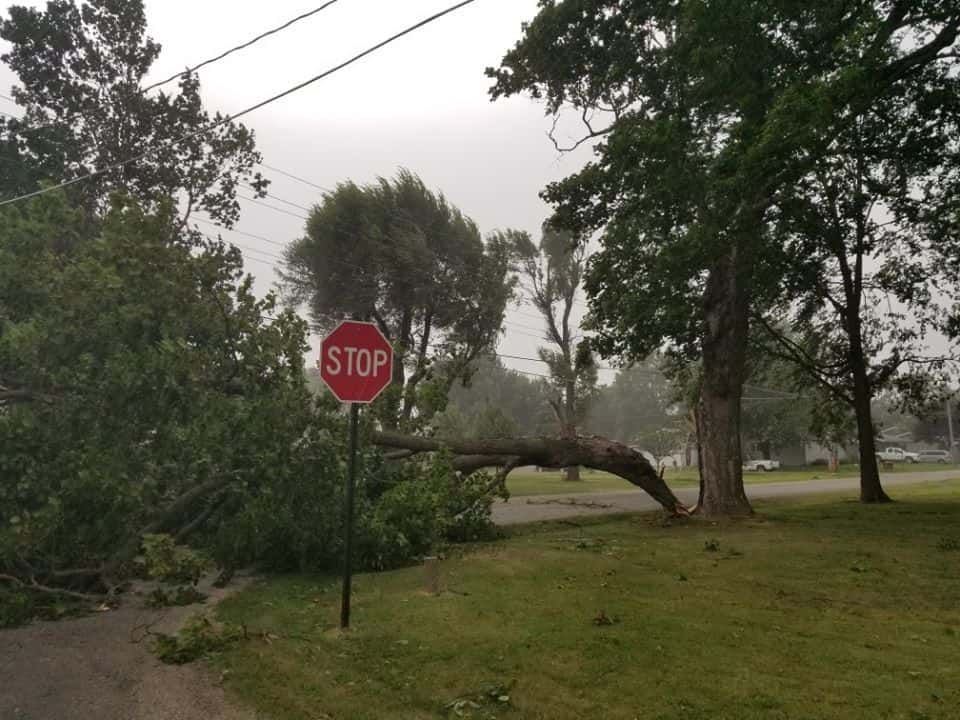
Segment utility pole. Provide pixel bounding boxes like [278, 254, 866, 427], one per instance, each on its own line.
[948, 395, 957, 464]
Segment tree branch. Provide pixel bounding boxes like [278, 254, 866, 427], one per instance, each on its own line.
[372, 431, 687, 514]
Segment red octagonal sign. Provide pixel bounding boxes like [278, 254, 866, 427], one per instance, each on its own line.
[318, 320, 394, 404]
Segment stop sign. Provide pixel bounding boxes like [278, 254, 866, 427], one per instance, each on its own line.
[318, 320, 394, 404]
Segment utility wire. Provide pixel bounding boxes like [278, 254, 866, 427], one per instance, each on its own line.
[259, 162, 332, 192]
[241, 182, 312, 212]
[192, 217, 286, 248]
[0, 93, 14, 104]
[0, 0, 479, 208]
[238, 193, 309, 221]
[142, 0, 344, 92]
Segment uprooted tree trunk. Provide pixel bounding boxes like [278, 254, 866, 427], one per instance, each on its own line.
[372, 431, 689, 515]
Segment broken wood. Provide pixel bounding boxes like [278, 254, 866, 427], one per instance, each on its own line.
[372, 431, 688, 515]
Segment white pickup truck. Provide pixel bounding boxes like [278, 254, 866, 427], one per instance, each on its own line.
[876, 447, 919, 464]
[743, 459, 781, 472]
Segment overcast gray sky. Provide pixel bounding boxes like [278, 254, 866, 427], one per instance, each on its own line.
[0, 0, 612, 379]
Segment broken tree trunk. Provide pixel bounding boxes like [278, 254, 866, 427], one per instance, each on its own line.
[372, 431, 688, 515]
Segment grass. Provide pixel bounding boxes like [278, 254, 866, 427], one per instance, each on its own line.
[506, 463, 960, 496]
[215, 480, 960, 720]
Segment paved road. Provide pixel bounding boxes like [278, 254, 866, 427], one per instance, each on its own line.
[492, 470, 960, 525]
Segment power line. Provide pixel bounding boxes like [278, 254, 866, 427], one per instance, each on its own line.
[142, 0, 344, 92]
[0, 93, 14, 104]
[0, 0, 479, 208]
[238, 193, 309, 221]
[192, 217, 287, 248]
[241, 182, 312, 213]
[258, 162, 332, 192]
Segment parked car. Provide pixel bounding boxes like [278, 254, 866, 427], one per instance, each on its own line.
[876, 447, 919, 463]
[916, 449, 952, 464]
[743, 459, 781, 472]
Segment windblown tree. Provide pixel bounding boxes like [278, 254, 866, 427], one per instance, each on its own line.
[281, 170, 515, 431]
[507, 226, 596, 480]
[489, 1, 960, 515]
[0, 0, 266, 225]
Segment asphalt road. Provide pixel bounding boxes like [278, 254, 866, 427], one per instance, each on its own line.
[492, 470, 960, 525]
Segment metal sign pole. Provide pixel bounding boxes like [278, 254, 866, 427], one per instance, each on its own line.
[341, 402, 360, 629]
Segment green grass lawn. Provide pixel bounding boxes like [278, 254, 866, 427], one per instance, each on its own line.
[214, 481, 960, 720]
[506, 463, 960, 496]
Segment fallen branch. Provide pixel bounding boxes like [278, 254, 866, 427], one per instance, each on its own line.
[0, 573, 106, 602]
[372, 431, 688, 515]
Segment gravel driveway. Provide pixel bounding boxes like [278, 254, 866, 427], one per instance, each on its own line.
[492, 469, 960, 524]
[0, 579, 256, 720]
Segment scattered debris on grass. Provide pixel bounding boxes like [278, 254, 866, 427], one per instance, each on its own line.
[152, 614, 247, 665]
[935, 537, 960, 551]
[145, 585, 207, 608]
[444, 681, 515, 718]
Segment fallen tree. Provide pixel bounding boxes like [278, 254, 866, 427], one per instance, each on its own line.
[372, 431, 689, 516]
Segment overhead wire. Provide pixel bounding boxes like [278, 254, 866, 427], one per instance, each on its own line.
[142, 0, 344, 92]
[258, 162, 332, 192]
[238, 193, 309, 220]
[0, 0, 480, 207]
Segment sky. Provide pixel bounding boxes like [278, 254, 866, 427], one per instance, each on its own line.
[0, 0, 610, 380]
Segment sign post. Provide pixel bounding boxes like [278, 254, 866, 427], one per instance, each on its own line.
[318, 320, 394, 629]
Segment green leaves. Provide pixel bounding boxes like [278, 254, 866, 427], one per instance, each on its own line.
[0, 0, 266, 225]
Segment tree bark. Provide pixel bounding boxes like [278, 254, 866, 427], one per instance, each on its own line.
[563, 376, 580, 481]
[850, 337, 890, 503]
[698, 248, 753, 517]
[372, 431, 688, 515]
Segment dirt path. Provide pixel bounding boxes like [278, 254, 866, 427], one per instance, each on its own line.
[0, 579, 256, 720]
[492, 469, 960, 524]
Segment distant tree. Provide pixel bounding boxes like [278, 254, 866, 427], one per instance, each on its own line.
[507, 226, 596, 480]
[436, 356, 549, 439]
[584, 360, 675, 447]
[0, 0, 266, 225]
[281, 170, 515, 430]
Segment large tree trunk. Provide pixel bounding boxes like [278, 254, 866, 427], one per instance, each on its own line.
[372, 431, 688, 515]
[698, 248, 753, 517]
[563, 376, 580, 481]
[849, 338, 890, 503]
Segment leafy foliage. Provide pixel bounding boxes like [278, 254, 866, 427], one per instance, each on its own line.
[0, 0, 266, 223]
[0, 194, 309, 585]
[140, 534, 209, 585]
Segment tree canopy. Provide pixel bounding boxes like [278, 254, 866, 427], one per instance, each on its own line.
[489, 0, 960, 512]
[281, 169, 516, 430]
[0, 0, 266, 225]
